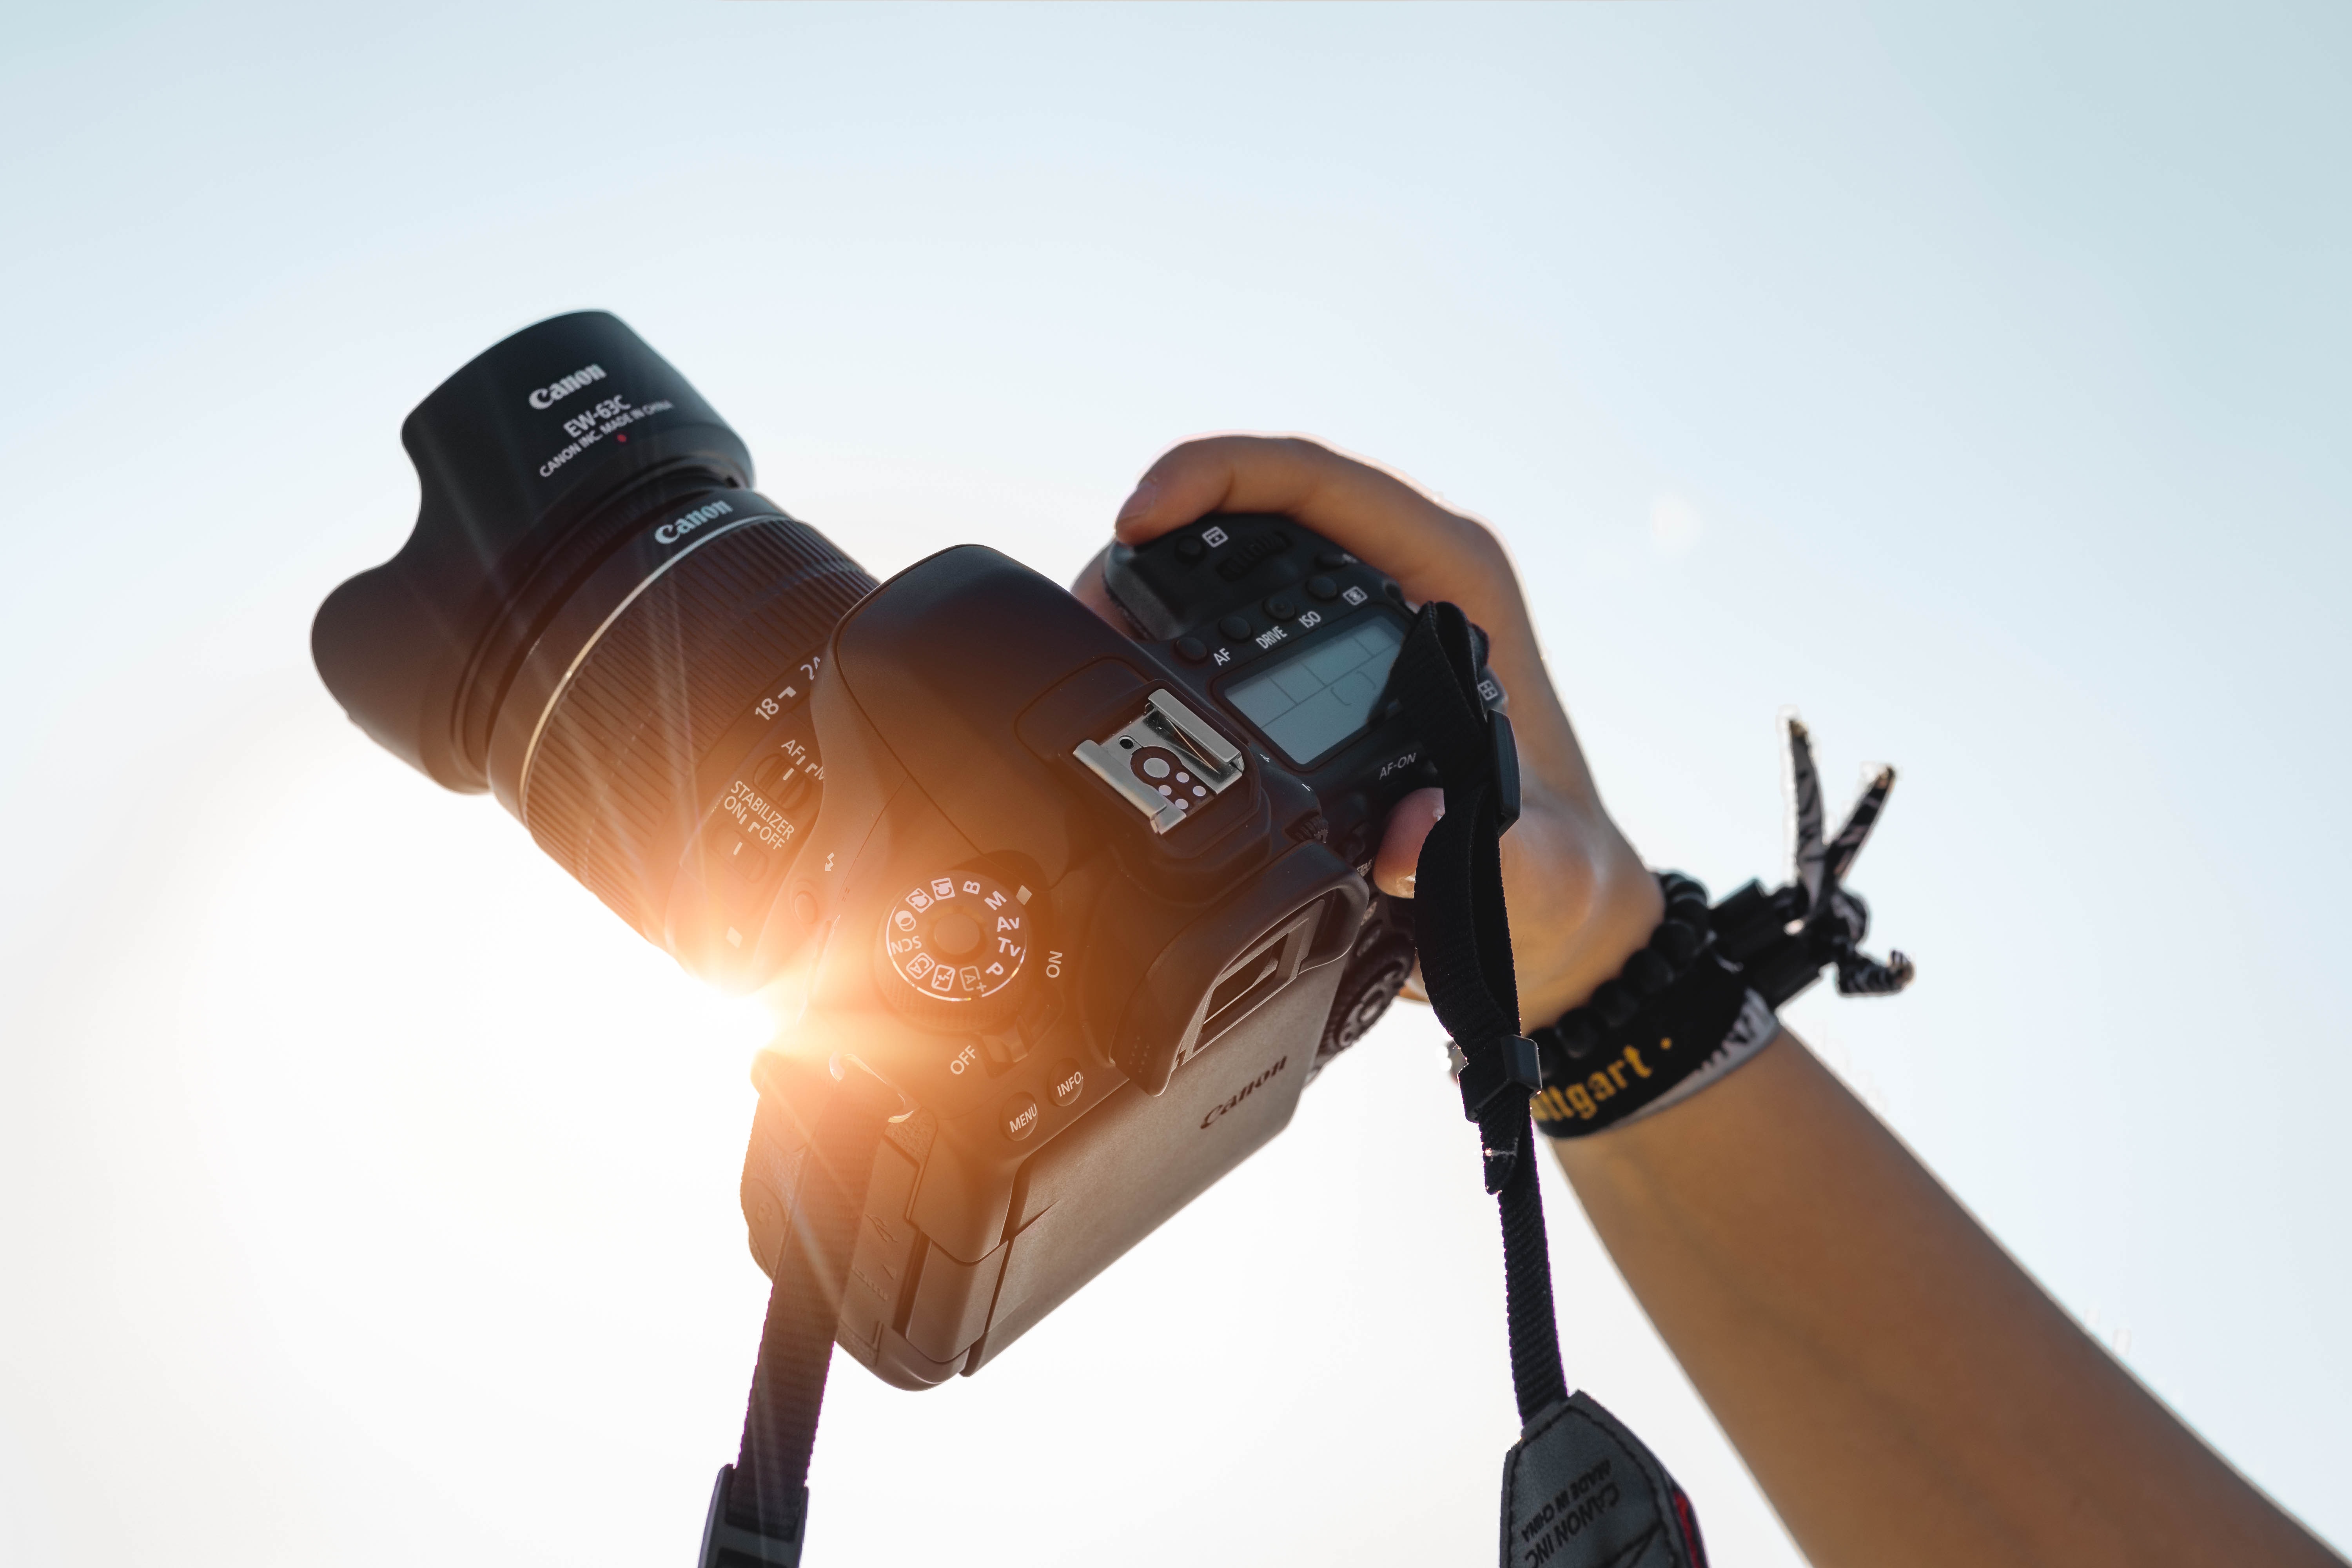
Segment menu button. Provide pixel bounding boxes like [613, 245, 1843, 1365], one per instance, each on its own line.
[1000, 1093, 1042, 1143]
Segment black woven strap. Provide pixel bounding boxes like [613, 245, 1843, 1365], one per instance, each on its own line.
[701, 1065, 897, 1568]
[1395, 605, 1712, 1568]
[1391, 602, 1566, 1423]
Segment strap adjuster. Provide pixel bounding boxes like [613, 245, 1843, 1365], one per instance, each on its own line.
[1489, 710, 1520, 833]
[1457, 1034, 1543, 1121]
[701, 1465, 808, 1568]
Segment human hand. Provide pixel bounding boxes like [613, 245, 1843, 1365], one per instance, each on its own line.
[1072, 435, 1662, 1028]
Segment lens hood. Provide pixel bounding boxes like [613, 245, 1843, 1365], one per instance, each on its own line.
[312, 310, 754, 790]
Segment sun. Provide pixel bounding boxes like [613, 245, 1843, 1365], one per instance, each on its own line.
[677, 988, 784, 1057]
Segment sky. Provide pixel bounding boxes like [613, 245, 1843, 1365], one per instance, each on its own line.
[2, 2, 2348, 1564]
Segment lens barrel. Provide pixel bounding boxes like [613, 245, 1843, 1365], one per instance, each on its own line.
[494, 495, 871, 938]
[315, 312, 874, 952]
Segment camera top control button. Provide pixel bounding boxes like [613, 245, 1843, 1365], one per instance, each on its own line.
[1315, 548, 1352, 568]
[1174, 635, 1208, 663]
[1217, 613, 1251, 641]
[999, 1092, 1041, 1143]
[877, 870, 1031, 1033]
[1175, 537, 1207, 564]
[929, 910, 983, 959]
[1263, 595, 1297, 620]
[1305, 575, 1339, 601]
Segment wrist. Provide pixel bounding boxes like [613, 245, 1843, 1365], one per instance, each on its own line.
[1512, 813, 1663, 1027]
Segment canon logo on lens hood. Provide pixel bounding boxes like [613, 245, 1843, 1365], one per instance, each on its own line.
[655, 499, 734, 546]
[526, 363, 607, 410]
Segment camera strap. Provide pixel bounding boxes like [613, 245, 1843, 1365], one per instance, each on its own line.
[700, 1061, 899, 1568]
[1392, 602, 1711, 1568]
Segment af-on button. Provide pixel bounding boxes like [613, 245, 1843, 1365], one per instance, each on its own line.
[1000, 1092, 1042, 1143]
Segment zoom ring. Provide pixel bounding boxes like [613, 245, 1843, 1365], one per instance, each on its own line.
[522, 517, 875, 935]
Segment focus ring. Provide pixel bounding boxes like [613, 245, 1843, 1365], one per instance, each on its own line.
[521, 517, 874, 935]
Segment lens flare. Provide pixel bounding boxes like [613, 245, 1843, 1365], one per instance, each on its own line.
[682, 989, 781, 1056]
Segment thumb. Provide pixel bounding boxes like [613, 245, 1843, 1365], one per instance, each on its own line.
[1372, 788, 1446, 898]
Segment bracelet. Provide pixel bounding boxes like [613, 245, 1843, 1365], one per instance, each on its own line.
[1528, 873, 1769, 1138]
[1528, 720, 1918, 1136]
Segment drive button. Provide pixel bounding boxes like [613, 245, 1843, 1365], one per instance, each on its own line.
[1000, 1092, 1042, 1143]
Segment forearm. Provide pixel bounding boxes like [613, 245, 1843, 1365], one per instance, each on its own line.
[1553, 1032, 2341, 1568]
[1102, 436, 2334, 1561]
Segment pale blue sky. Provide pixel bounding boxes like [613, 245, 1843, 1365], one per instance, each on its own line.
[3, 4, 2347, 1564]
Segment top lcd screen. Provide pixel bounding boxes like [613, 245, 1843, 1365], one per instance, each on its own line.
[1223, 616, 1405, 767]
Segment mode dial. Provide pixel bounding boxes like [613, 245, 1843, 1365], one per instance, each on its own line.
[876, 870, 1033, 1033]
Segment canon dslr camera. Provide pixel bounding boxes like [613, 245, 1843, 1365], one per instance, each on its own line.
[314, 311, 1499, 1388]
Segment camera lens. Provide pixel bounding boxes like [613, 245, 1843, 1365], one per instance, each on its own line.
[314, 312, 875, 969]
[490, 494, 871, 943]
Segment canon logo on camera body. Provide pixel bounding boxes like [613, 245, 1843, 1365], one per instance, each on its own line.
[1200, 1054, 1290, 1130]
[526, 362, 607, 409]
[655, 499, 733, 546]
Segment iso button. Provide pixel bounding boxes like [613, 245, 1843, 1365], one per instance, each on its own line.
[1000, 1092, 1042, 1143]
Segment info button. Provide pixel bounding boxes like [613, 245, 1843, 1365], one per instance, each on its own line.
[999, 1092, 1042, 1143]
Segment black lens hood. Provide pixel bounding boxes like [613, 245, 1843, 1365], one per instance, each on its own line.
[312, 310, 753, 790]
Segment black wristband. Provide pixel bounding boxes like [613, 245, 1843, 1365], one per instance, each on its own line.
[1529, 873, 1763, 1139]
